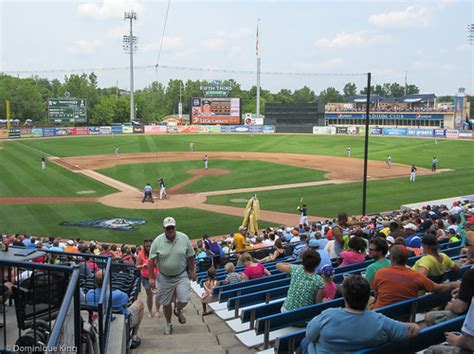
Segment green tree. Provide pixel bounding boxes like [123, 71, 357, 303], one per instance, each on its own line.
[343, 82, 357, 98]
[293, 86, 316, 103]
[406, 84, 420, 95]
[89, 96, 115, 125]
[389, 83, 405, 97]
[318, 87, 344, 104]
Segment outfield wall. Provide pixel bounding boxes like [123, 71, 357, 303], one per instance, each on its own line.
[312, 126, 474, 140]
[0, 125, 276, 139]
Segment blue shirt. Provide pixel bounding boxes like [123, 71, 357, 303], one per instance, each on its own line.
[305, 307, 408, 353]
[144, 185, 152, 193]
[315, 249, 331, 273]
[85, 288, 129, 315]
[293, 243, 308, 259]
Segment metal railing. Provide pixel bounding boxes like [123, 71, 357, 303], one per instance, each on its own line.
[98, 258, 113, 354]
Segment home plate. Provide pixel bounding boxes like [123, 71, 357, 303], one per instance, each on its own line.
[77, 190, 96, 195]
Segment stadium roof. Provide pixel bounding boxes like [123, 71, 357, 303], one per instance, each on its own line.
[347, 93, 437, 103]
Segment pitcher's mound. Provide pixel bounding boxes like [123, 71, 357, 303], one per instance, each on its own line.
[188, 169, 230, 175]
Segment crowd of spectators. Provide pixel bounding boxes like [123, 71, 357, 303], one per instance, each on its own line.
[325, 104, 454, 113]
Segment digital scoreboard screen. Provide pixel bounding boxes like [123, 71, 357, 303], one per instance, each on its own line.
[190, 97, 240, 125]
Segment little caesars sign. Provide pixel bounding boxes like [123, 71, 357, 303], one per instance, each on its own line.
[200, 80, 232, 97]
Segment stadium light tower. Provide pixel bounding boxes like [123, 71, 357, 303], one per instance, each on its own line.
[468, 24, 474, 45]
[123, 11, 138, 123]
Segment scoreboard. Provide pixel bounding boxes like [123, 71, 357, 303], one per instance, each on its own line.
[48, 98, 87, 123]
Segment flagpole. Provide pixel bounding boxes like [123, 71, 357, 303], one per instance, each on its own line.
[256, 19, 261, 119]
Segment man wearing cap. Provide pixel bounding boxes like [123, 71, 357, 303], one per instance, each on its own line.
[412, 234, 459, 278]
[233, 226, 247, 252]
[203, 154, 208, 170]
[309, 238, 332, 273]
[409, 164, 417, 182]
[148, 217, 196, 335]
[403, 223, 422, 248]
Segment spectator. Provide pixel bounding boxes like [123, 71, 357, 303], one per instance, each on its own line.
[120, 246, 136, 265]
[148, 217, 196, 335]
[365, 238, 390, 286]
[64, 239, 78, 253]
[201, 267, 218, 316]
[257, 239, 285, 262]
[277, 250, 324, 312]
[233, 227, 247, 252]
[412, 234, 459, 278]
[195, 240, 207, 259]
[332, 213, 351, 256]
[221, 241, 230, 254]
[292, 234, 308, 259]
[241, 252, 271, 280]
[86, 270, 144, 349]
[443, 299, 474, 352]
[338, 236, 366, 266]
[403, 223, 422, 248]
[371, 245, 459, 309]
[136, 239, 160, 319]
[297, 275, 420, 354]
[220, 262, 243, 285]
[252, 236, 265, 249]
[320, 265, 337, 302]
[308, 239, 331, 273]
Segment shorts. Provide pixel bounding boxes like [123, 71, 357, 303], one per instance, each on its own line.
[157, 272, 191, 306]
[141, 276, 150, 290]
[425, 310, 457, 325]
[128, 302, 141, 328]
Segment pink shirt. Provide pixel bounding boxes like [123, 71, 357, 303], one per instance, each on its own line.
[339, 250, 365, 267]
[243, 263, 266, 279]
[323, 282, 337, 300]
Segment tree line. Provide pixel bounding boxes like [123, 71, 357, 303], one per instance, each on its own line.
[3, 72, 462, 126]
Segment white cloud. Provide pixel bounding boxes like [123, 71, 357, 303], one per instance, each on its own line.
[143, 36, 183, 52]
[320, 57, 344, 68]
[437, 0, 457, 10]
[78, 0, 144, 20]
[368, 6, 430, 28]
[67, 39, 103, 54]
[204, 28, 252, 50]
[456, 43, 470, 51]
[314, 31, 392, 48]
[372, 68, 394, 77]
[228, 46, 243, 58]
[106, 25, 130, 39]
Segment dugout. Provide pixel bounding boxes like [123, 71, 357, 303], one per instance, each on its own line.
[264, 103, 325, 133]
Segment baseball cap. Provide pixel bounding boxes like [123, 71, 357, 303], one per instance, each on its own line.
[320, 265, 334, 277]
[386, 236, 395, 245]
[67, 240, 74, 246]
[453, 201, 459, 206]
[309, 239, 319, 248]
[403, 223, 417, 230]
[163, 217, 176, 228]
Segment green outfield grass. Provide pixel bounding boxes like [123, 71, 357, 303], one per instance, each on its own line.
[0, 141, 117, 197]
[98, 159, 327, 192]
[0, 203, 273, 243]
[206, 169, 474, 217]
[19, 134, 473, 169]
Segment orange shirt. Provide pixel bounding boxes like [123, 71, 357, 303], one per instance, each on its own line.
[64, 245, 78, 253]
[371, 265, 435, 309]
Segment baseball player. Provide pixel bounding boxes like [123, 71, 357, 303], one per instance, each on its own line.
[203, 154, 208, 170]
[159, 178, 167, 200]
[431, 157, 438, 172]
[386, 155, 392, 169]
[297, 204, 309, 226]
[409, 165, 417, 182]
[114, 146, 120, 159]
[346, 146, 351, 158]
[189, 142, 195, 152]
[142, 183, 155, 203]
[41, 156, 46, 170]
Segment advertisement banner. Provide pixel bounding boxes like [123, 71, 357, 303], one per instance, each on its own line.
[458, 131, 472, 139]
[88, 127, 101, 135]
[111, 125, 123, 134]
[434, 129, 446, 137]
[31, 128, 43, 137]
[43, 128, 57, 137]
[191, 97, 241, 125]
[407, 129, 434, 137]
[371, 128, 383, 135]
[167, 126, 178, 134]
[99, 126, 112, 135]
[0, 129, 9, 139]
[262, 125, 275, 133]
[347, 126, 360, 135]
[198, 125, 221, 133]
[70, 127, 89, 135]
[336, 127, 348, 134]
[20, 128, 32, 138]
[8, 129, 21, 138]
[177, 125, 200, 134]
[122, 126, 133, 134]
[133, 125, 144, 134]
[453, 96, 464, 129]
[55, 128, 70, 136]
[383, 128, 408, 136]
[325, 113, 445, 120]
[446, 130, 459, 139]
[144, 125, 167, 134]
[313, 126, 336, 135]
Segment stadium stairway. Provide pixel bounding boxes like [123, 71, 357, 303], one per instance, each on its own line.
[133, 290, 254, 354]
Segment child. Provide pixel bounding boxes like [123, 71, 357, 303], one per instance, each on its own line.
[201, 267, 218, 315]
[320, 265, 337, 302]
[339, 236, 366, 266]
[220, 262, 243, 285]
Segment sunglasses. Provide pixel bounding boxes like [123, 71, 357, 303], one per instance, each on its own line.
[165, 226, 175, 230]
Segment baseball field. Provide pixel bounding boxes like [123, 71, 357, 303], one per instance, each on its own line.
[0, 133, 472, 244]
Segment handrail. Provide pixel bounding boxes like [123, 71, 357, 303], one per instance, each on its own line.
[98, 257, 113, 354]
[45, 266, 81, 354]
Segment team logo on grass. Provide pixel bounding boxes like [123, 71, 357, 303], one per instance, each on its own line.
[60, 218, 146, 231]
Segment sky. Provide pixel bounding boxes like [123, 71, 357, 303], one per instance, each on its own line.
[0, 0, 473, 95]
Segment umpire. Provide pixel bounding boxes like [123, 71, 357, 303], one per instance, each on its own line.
[142, 183, 154, 203]
[148, 217, 196, 335]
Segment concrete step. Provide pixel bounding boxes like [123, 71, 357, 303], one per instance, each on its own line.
[137, 332, 221, 352]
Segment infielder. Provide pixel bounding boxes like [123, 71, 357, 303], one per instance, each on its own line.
[41, 156, 46, 170]
[346, 146, 351, 158]
[297, 204, 309, 226]
[386, 154, 392, 169]
[189, 142, 195, 152]
[203, 154, 208, 170]
[432, 157, 438, 172]
[114, 146, 120, 159]
[409, 165, 417, 182]
[159, 178, 167, 200]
